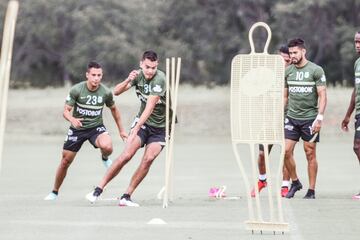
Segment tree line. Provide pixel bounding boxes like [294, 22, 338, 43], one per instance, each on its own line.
[0, 0, 359, 88]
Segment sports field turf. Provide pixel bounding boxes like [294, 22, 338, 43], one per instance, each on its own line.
[0, 87, 359, 240]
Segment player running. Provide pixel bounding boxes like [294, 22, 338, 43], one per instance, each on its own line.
[86, 50, 168, 207]
[44, 61, 128, 200]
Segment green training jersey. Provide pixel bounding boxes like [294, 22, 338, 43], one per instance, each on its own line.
[285, 61, 326, 120]
[354, 57, 360, 115]
[65, 81, 114, 129]
[130, 69, 167, 128]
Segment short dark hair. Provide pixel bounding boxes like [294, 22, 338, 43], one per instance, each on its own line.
[279, 45, 289, 54]
[142, 50, 158, 61]
[288, 38, 306, 49]
[87, 61, 102, 71]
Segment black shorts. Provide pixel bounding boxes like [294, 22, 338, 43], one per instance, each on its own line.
[354, 114, 360, 140]
[137, 124, 165, 148]
[284, 116, 319, 142]
[63, 124, 108, 152]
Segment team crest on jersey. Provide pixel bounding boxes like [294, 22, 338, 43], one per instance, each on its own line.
[321, 75, 326, 82]
[98, 96, 103, 103]
[153, 85, 163, 93]
[304, 72, 309, 78]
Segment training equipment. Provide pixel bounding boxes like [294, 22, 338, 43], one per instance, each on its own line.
[352, 193, 360, 200]
[230, 22, 288, 234]
[158, 57, 181, 208]
[0, 0, 19, 175]
[208, 186, 227, 198]
[44, 192, 58, 201]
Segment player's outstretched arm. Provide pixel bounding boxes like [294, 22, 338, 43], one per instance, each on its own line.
[109, 104, 128, 141]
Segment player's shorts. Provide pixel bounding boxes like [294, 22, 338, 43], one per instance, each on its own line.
[131, 118, 165, 148]
[63, 124, 108, 152]
[354, 114, 360, 140]
[284, 116, 319, 143]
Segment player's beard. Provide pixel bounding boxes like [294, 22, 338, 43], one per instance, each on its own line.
[291, 55, 302, 65]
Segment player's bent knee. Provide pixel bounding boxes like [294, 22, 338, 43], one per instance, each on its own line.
[60, 158, 72, 168]
[101, 144, 113, 155]
[142, 156, 156, 168]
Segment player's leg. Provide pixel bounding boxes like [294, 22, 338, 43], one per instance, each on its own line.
[284, 117, 303, 198]
[301, 118, 320, 199]
[118, 142, 163, 207]
[86, 132, 142, 203]
[303, 141, 317, 198]
[284, 139, 302, 198]
[353, 139, 360, 164]
[281, 164, 291, 197]
[126, 142, 162, 195]
[352, 117, 360, 199]
[100, 135, 141, 188]
[89, 125, 113, 168]
[95, 133, 113, 158]
[44, 150, 77, 200]
[251, 145, 268, 197]
[119, 125, 165, 206]
[44, 128, 84, 200]
[53, 150, 77, 191]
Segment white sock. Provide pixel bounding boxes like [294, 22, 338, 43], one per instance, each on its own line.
[259, 174, 267, 181]
[282, 180, 290, 188]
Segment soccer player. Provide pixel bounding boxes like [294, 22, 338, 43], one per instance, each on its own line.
[44, 61, 128, 200]
[284, 38, 327, 199]
[251, 45, 292, 198]
[341, 31, 360, 200]
[86, 50, 167, 207]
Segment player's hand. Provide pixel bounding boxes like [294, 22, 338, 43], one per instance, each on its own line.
[127, 70, 140, 82]
[127, 125, 140, 143]
[120, 130, 128, 142]
[311, 119, 322, 134]
[71, 117, 83, 129]
[341, 117, 350, 132]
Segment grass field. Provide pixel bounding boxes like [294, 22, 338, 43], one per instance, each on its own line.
[0, 86, 359, 240]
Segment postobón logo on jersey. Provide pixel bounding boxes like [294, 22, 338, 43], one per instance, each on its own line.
[289, 86, 313, 93]
[76, 106, 102, 116]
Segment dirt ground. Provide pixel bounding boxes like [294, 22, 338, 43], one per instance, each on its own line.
[0, 86, 359, 240]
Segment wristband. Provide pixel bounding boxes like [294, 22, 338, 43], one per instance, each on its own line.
[316, 114, 324, 121]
